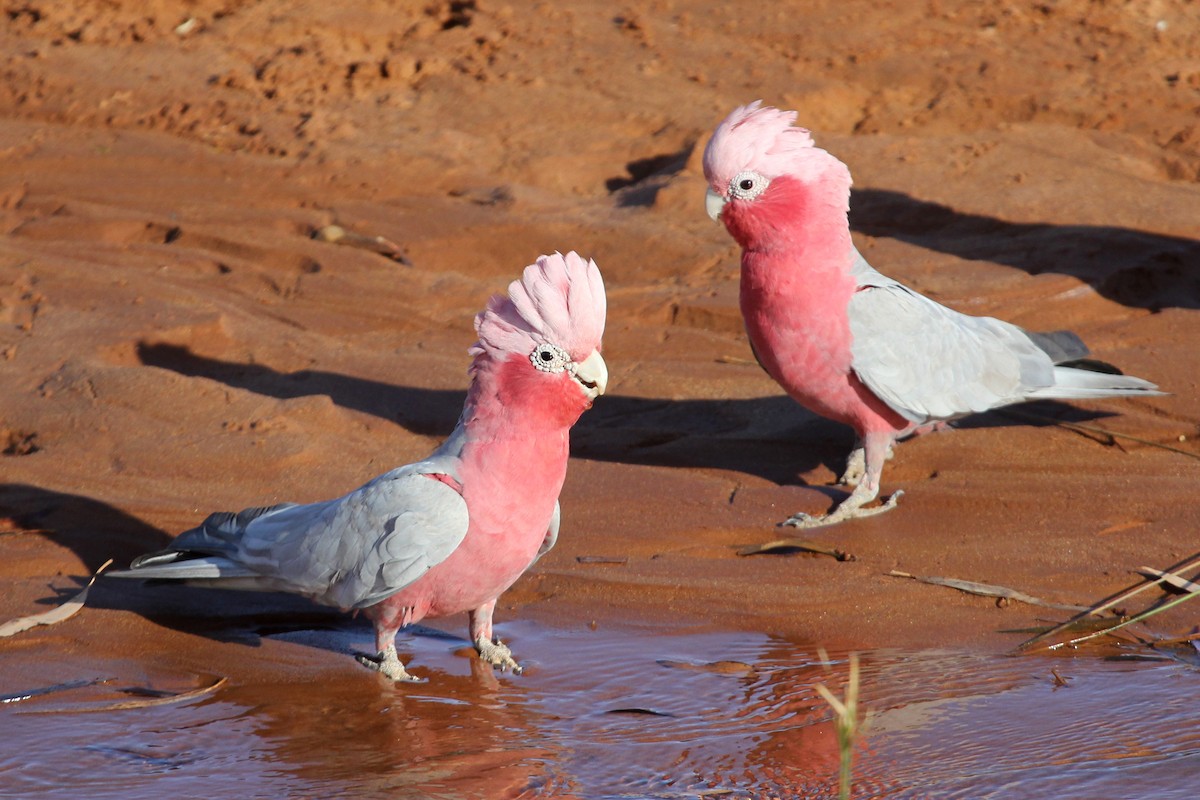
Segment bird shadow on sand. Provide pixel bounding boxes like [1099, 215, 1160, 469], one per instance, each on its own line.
[137, 342, 1120, 487]
[849, 188, 1200, 311]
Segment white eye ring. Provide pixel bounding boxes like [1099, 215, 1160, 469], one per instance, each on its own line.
[530, 342, 571, 373]
[729, 170, 769, 202]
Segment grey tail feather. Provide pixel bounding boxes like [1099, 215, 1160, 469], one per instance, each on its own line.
[125, 502, 297, 572]
[1056, 357, 1126, 376]
[108, 555, 259, 581]
[1028, 329, 1146, 377]
[1027, 329, 1090, 364]
[1031, 366, 1164, 399]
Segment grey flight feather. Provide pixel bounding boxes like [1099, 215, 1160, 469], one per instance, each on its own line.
[846, 249, 1161, 424]
[109, 421, 473, 611]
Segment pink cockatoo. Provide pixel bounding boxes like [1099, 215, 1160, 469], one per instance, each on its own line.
[111, 252, 608, 681]
[702, 102, 1162, 528]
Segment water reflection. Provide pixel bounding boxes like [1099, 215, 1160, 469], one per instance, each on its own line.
[2, 623, 1197, 799]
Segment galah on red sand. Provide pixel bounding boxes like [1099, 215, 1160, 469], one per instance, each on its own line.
[111, 252, 608, 681]
[702, 102, 1162, 528]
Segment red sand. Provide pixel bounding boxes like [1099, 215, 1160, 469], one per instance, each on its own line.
[2, 1, 1198, 680]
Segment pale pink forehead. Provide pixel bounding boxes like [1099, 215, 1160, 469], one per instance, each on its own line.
[472, 251, 606, 362]
[703, 102, 817, 190]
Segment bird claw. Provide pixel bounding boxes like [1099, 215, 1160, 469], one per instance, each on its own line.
[780, 491, 904, 529]
[356, 651, 425, 683]
[475, 636, 523, 675]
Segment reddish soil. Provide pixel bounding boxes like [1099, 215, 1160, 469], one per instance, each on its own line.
[2, 0, 1198, 681]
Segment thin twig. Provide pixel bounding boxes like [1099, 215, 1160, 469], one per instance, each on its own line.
[739, 538, 855, 561]
[887, 570, 1088, 611]
[997, 408, 1200, 461]
[19, 676, 228, 714]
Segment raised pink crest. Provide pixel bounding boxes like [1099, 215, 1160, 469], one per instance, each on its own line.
[471, 251, 606, 363]
[703, 101, 824, 191]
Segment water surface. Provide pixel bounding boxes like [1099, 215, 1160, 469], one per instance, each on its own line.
[3, 621, 1196, 799]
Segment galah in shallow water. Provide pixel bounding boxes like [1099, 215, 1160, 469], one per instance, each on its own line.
[111, 252, 608, 681]
[702, 102, 1162, 528]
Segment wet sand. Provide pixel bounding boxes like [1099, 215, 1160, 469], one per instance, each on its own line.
[2, 0, 1199, 760]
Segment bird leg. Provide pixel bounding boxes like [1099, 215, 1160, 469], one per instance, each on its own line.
[786, 431, 902, 528]
[357, 607, 422, 682]
[356, 641, 422, 683]
[469, 599, 522, 674]
[838, 438, 894, 487]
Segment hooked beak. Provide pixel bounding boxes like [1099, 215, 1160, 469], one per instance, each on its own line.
[705, 187, 727, 222]
[571, 349, 608, 401]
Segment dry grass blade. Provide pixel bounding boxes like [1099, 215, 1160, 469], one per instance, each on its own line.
[1052, 591, 1200, 650]
[739, 538, 855, 561]
[1019, 551, 1200, 652]
[1136, 567, 1200, 594]
[0, 559, 113, 638]
[575, 555, 629, 565]
[996, 408, 1200, 461]
[815, 653, 861, 800]
[19, 676, 228, 714]
[887, 570, 1088, 611]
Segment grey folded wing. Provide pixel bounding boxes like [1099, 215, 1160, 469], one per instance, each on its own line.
[120, 469, 470, 611]
[847, 253, 1054, 423]
[532, 501, 560, 564]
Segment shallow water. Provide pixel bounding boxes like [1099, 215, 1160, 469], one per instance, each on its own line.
[2, 621, 1197, 799]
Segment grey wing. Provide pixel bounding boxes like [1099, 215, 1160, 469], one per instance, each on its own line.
[531, 501, 560, 564]
[847, 252, 1054, 423]
[234, 470, 469, 609]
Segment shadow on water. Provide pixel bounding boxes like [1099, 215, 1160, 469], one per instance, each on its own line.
[137, 343, 1119, 488]
[849, 188, 1200, 311]
[3, 620, 1197, 799]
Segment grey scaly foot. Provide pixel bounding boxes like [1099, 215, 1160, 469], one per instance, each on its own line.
[781, 490, 904, 529]
[838, 443, 895, 487]
[838, 446, 866, 487]
[475, 636, 522, 674]
[356, 644, 423, 682]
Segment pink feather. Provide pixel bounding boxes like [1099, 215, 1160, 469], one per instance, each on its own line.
[471, 251, 606, 363]
[703, 101, 819, 191]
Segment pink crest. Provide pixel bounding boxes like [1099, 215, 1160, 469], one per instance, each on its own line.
[702, 101, 823, 191]
[471, 251, 606, 363]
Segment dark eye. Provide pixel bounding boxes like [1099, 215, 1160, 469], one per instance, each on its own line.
[530, 342, 570, 373]
[730, 170, 768, 200]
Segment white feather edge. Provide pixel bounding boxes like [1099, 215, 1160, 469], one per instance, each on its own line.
[107, 555, 257, 581]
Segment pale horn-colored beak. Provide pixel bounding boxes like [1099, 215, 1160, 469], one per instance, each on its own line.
[705, 187, 727, 222]
[571, 350, 608, 400]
